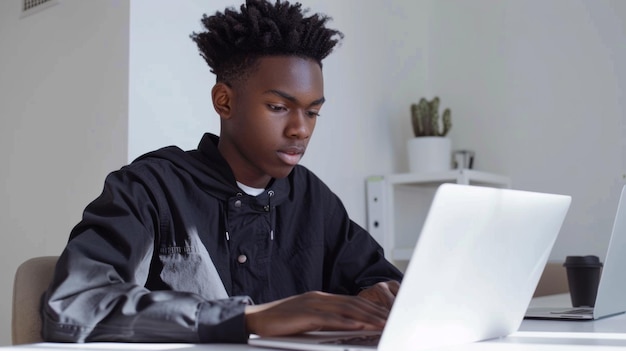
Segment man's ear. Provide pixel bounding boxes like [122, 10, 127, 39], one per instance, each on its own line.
[212, 83, 233, 119]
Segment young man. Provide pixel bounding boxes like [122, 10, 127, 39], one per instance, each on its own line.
[42, 0, 402, 344]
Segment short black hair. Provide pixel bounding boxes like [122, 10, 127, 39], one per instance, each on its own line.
[190, 0, 343, 85]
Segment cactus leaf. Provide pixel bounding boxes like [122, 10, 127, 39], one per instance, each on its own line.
[410, 96, 452, 137]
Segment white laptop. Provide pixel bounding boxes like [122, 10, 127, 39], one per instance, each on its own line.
[249, 183, 571, 351]
[525, 184, 626, 320]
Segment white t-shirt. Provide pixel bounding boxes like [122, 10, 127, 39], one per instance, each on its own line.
[236, 181, 265, 196]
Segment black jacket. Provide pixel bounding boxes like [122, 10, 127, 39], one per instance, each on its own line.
[42, 133, 402, 343]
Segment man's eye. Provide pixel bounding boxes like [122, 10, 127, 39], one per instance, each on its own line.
[267, 104, 285, 111]
[307, 111, 320, 118]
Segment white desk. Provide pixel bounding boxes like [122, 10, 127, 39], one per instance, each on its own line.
[3, 294, 626, 351]
[499, 293, 626, 349]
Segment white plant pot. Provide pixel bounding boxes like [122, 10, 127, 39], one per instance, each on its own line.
[407, 137, 452, 173]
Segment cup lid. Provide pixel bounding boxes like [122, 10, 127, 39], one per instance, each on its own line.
[563, 255, 603, 267]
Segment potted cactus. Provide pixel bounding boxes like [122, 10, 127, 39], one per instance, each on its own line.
[407, 97, 453, 173]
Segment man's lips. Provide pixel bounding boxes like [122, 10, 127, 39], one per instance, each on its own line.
[277, 146, 305, 166]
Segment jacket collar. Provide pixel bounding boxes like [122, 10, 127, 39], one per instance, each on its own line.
[197, 133, 290, 206]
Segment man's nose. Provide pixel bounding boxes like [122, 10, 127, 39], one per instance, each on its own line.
[286, 111, 312, 139]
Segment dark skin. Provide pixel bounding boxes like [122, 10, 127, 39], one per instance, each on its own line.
[212, 55, 400, 336]
[214, 56, 323, 188]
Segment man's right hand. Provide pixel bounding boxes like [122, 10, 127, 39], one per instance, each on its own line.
[244, 291, 389, 337]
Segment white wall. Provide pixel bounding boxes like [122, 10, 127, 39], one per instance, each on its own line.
[428, 0, 626, 261]
[0, 0, 129, 345]
[128, 0, 227, 158]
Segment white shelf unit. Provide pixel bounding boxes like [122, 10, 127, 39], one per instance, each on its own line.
[366, 169, 511, 264]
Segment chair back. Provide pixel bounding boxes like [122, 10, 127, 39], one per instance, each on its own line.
[534, 261, 569, 297]
[12, 256, 58, 345]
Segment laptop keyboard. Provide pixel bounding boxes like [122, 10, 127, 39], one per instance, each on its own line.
[320, 334, 382, 346]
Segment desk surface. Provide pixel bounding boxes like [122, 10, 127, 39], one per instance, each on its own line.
[505, 293, 626, 349]
[4, 294, 626, 351]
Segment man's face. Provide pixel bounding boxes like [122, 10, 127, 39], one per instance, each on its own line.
[217, 56, 324, 188]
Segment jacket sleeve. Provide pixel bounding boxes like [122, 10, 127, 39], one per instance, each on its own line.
[323, 193, 404, 295]
[41, 168, 251, 343]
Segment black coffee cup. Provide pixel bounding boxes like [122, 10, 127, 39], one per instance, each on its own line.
[563, 255, 603, 307]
